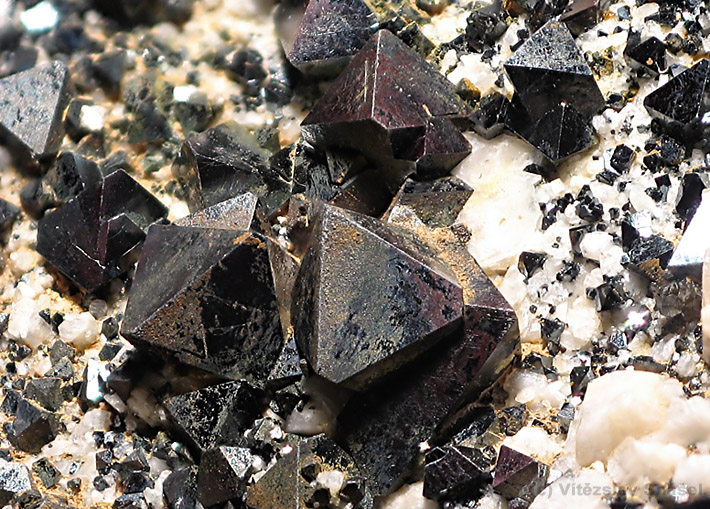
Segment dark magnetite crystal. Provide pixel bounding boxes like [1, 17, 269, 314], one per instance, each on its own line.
[383, 176, 474, 228]
[492, 446, 549, 503]
[276, 0, 379, 76]
[504, 20, 604, 120]
[36, 170, 168, 293]
[337, 226, 519, 495]
[164, 381, 262, 458]
[301, 29, 471, 187]
[120, 224, 286, 384]
[291, 203, 464, 390]
[0, 61, 70, 159]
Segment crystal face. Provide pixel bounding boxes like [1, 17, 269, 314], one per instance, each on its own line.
[0, 61, 70, 159]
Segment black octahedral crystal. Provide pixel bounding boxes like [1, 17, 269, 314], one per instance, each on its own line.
[423, 445, 492, 502]
[383, 176, 474, 228]
[120, 222, 287, 384]
[0, 61, 70, 159]
[503, 20, 604, 120]
[493, 446, 549, 502]
[164, 381, 262, 457]
[36, 170, 168, 293]
[291, 203, 464, 390]
[644, 59, 710, 146]
[301, 29, 471, 187]
[337, 226, 519, 495]
[246, 434, 370, 509]
[276, 0, 379, 76]
[172, 121, 288, 215]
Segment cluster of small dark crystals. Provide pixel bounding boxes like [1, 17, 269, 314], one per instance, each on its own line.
[0, 0, 709, 508]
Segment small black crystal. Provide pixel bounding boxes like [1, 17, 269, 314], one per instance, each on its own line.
[44, 152, 103, 205]
[164, 381, 262, 457]
[0, 61, 70, 159]
[197, 447, 253, 507]
[504, 20, 604, 120]
[384, 176, 474, 228]
[560, 0, 600, 37]
[6, 399, 61, 453]
[518, 252, 547, 279]
[624, 34, 666, 76]
[37, 170, 168, 293]
[493, 446, 549, 502]
[163, 467, 200, 509]
[625, 235, 674, 280]
[172, 121, 285, 215]
[423, 445, 492, 502]
[276, 0, 379, 76]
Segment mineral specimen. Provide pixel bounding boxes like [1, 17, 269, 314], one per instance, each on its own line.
[503, 20, 604, 120]
[36, 170, 168, 293]
[383, 176, 474, 228]
[121, 225, 285, 383]
[0, 61, 70, 159]
[172, 121, 285, 214]
[164, 381, 261, 457]
[493, 446, 549, 502]
[302, 29, 471, 189]
[277, 0, 379, 76]
[337, 227, 518, 495]
[197, 446, 253, 506]
[423, 444, 492, 502]
[291, 203, 464, 390]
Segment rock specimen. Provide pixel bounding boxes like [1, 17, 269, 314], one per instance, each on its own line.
[383, 176, 474, 228]
[164, 381, 262, 457]
[276, 0, 379, 76]
[301, 29, 471, 187]
[503, 20, 604, 120]
[337, 226, 519, 495]
[0, 61, 70, 159]
[121, 223, 285, 383]
[172, 121, 287, 215]
[36, 169, 167, 293]
[493, 446, 549, 502]
[291, 203, 464, 390]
